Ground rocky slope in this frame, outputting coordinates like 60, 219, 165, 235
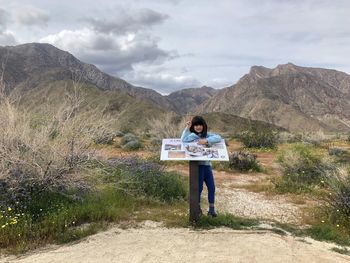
0, 43, 175, 112
166, 86, 217, 114
198, 63, 350, 132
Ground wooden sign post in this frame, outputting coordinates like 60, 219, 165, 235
189, 161, 200, 223
160, 138, 229, 223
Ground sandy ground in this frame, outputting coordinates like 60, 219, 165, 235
1, 222, 350, 263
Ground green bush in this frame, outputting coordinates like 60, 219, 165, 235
93, 131, 115, 145
238, 127, 277, 148
122, 140, 143, 150
120, 133, 137, 145
324, 170, 350, 225
276, 143, 335, 192
328, 147, 350, 163
228, 151, 261, 172
120, 133, 143, 150
109, 158, 187, 202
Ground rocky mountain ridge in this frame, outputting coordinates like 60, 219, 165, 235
198, 63, 350, 132
1, 43, 350, 132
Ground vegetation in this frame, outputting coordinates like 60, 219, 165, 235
328, 147, 350, 163
274, 143, 335, 193
120, 133, 143, 150
238, 127, 277, 149
0, 84, 187, 253
105, 157, 187, 202
323, 169, 350, 228
196, 213, 259, 229
229, 151, 262, 172
1, 80, 350, 256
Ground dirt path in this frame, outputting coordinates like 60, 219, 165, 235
2, 223, 349, 263
168, 164, 306, 225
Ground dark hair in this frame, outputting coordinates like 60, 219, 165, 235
190, 116, 207, 138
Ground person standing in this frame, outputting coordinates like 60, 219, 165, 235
181, 116, 221, 217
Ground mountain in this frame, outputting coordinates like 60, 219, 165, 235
166, 86, 218, 114
0, 43, 175, 112
198, 63, 350, 132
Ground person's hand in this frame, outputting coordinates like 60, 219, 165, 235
186, 120, 191, 129
198, 139, 208, 145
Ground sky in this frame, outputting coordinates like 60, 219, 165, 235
1, 0, 350, 94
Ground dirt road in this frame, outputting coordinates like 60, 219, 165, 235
2, 223, 349, 263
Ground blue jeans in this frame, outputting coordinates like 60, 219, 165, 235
198, 165, 215, 205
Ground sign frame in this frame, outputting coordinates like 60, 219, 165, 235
160, 138, 229, 161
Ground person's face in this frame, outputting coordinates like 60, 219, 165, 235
193, 124, 203, 133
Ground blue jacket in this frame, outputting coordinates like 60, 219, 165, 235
181, 128, 221, 146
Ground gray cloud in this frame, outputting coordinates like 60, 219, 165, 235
82, 8, 168, 34
0, 8, 16, 45
0, 8, 9, 31
40, 15, 176, 74
0, 31, 17, 45
123, 66, 201, 94
14, 6, 49, 27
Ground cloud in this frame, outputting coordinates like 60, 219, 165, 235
82, 8, 168, 34
14, 6, 49, 27
40, 28, 175, 73
0, 30, 17, 45
123, 66, 201, 94
0, 8, 9, 32
40, 7, 175, 76
0, 8, 16, 45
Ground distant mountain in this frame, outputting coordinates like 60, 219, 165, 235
2, 43, 349, 133
0, 43, 175, 112
166, 86, 218, 114
198, 63, 350, 132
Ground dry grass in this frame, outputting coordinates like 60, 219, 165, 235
0, 82, 114, 204
147, 112, 185, 140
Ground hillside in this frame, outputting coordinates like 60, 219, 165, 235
166, 86, 217, 114
198, 63, 350, 132
0, 43, 175, 112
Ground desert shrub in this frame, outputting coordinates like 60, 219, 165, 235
107, 157, 187, 202
347, 134, 350, 143
228, 151, 261, 172
324, 169, 350, 225
328, 147, 350, 163
0, 91, 106, 209
93, 131, 115, 145
277, 132, 302, 143
276, 143, 335, 192
120, 133, 143, 150
147, 113, 184, 140
120, 133, 138, 144
238, 127, 277, 148
114, 131, 125, 137
122, 140, 143, 150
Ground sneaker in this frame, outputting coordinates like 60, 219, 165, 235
207, 210, 217, 217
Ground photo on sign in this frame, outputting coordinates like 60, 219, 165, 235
210, 143, 224, 149
164, 143, 182, 151
160, 138, 229, 161
168, 151, 186, 158
185, 145, 219, 159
